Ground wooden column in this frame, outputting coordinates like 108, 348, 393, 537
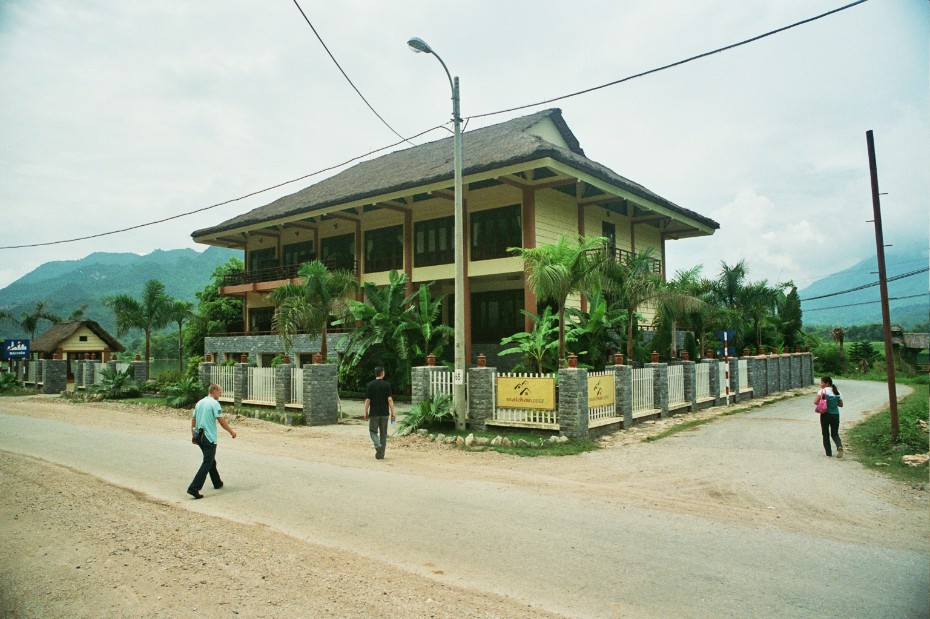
404, 209, 413, 297
522, 186, 537, 333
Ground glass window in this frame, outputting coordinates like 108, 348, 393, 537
320, 233, 355, 271
248, 307, 275, 334
248, 247, 277, 272
602, 221, 616, 248
414, 216, 454, 267
364, 225, 404, 273
470, 204, 522, 261
471, 289, 524, 344
282, 241, 314, 267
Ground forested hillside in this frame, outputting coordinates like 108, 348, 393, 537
0, 246, 239, 340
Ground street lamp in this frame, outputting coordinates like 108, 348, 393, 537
408, 36, 466, 431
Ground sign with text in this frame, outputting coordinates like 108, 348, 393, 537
2, 339, 30, 360
496, 376, 556, 411
588, 373, 615, 408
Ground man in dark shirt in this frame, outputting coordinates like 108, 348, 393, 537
364, 366, 395, 460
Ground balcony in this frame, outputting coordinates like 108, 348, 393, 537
221, 257, 358, 289
585, 246, 662, 274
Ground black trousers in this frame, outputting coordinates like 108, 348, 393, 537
189, 437, 222, 492
820, 412, 842, 456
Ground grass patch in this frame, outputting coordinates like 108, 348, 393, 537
0, 387, 37, 397
846, 384, 929, 484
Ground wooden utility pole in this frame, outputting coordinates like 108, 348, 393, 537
866, 130, 898, 439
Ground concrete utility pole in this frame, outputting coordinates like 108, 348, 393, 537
866, 130, 898, 439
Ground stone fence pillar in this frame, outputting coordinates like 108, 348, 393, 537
681, 360, 696, 411
647, 363, 668, 417
788, 354, 801, 389
766, 355, 779, 395
40, 359, 67, 394
233, 362, 253, 408
801, 352, 814, 386
83, 361, 97, 390
131, 360, 147, 384
274, 363, 292, 411
73, 360, 84, 390
749, 356, 767, 397
558, 367, 588, 439
303, 363, 338, 425
612, 364, 632, 427
199, 361, 216, 387
467, 366, 495, 432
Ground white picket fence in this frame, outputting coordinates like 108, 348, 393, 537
93, 364, 102, 385
667, 365, 686, 408
207, 365, 235, 402
738, 359, 750, 392
115, 362, 130, 373
27, 361, 37, 384
632, 367, 655, 417
491, 371, 559, 427
288, 367, 303, 407
695, 362, 712, 401
246, 367, 275, 404
588, 370, 618, 422
430, 370, 453, 397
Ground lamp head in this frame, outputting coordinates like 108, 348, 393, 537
407, 37, 432, 54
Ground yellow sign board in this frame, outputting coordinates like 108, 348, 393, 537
588, 374, 615, 407
496, 376, 556, 411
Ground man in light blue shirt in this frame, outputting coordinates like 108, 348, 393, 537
187, 384, 237, 499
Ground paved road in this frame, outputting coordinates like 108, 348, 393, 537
1, 381, 927, 618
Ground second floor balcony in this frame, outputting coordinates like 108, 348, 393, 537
221, 256, 358, 290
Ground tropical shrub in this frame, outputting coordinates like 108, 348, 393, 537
499, 307, 564, 373
90, 367, 142, 400
812, 343, 844, 376
398, 393, 453, 432
0, 371, 20, 394
163, 377, 208, 408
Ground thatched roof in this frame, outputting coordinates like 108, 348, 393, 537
32, 320, 125, 353
192, 108, 718, 239
903, 332, 929, 350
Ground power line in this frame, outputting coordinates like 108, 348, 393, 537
799, 267, 928, 302
467, 0, 870, 121
0, 125, 447, 250
0, 1, 868, 251
790, 256, 930, 287
803, 292, 929, 312
290, 0, 415, 146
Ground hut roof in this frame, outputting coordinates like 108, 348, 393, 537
31, 320, 125, 353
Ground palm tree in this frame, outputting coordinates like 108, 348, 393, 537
655, 266, 705, 359
741, 280, 780, 353
831, 326, 846, 372
166, 300, 194, 371
510, 235, 607, 366
0, 307, 19, 327
268, 260, 358, 360
106, 279, 172, 377
565, 291, 624, 370
67, 304, 88, 321
600, 248, 663, 361
19, 301, 63, 340
340, 270, 413, 389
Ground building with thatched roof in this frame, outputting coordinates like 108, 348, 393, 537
31, 319, 125, 379
191, 109, 719, 367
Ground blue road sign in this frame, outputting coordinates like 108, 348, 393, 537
2, 339, 30, 360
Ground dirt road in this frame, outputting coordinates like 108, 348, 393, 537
1, 382, 927, 618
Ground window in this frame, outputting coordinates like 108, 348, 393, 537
320, 233, 355, 271
471, 289, 524, 344
79, 335, 88, 342
364, 225, 403, 273
602, 221, 616, 249
282, 241, 314, 267
470, 204, 521, 261
414, 216, 454, 267
248, 247, 277, 273
248, 307, 275, 334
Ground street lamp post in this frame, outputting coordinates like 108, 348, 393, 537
408, 37, 466, 431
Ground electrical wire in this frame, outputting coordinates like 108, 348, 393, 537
291, 0, 416, 146
467, 0, 869, 121
0, 125, 447, 250
0, 0, 872, 251
799, 268, 928, 302
802, 292, 929, 312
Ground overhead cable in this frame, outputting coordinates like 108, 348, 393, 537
799, 267, 928, 302
290, 0, 416, 146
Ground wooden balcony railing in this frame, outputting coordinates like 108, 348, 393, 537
222, 257, 357, 288
585, 245, 662, 274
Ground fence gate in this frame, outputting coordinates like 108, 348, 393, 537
632, 367, 655, 417
667, 365, 686, 408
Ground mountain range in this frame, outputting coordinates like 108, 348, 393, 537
0, 246, 239, 340
0, 243, 926, 343
798, 241, 928, 329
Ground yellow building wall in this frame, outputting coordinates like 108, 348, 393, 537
59, 328, 111, 352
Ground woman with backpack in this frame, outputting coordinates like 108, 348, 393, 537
815, 376, 844, 458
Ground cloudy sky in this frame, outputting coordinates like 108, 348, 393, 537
1, 0, 927, 293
